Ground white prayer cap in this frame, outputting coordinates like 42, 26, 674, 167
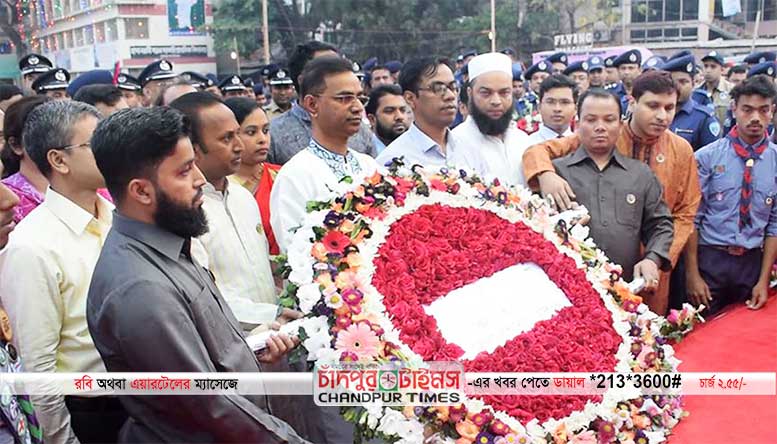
468, 53, 513, 81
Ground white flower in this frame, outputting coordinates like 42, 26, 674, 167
377, 408, 406, 437
364, 402, 383, 430
302, 330, 331, 360
645, 431, 667, 444
287, 251, 314, 285
296, 283, 322, 314
396, 419, 424, 439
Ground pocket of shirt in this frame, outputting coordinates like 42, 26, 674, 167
615, 189, 641, 229
706, 175, 738, 207
753, 181, 777, 220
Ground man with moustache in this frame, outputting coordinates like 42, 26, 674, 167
271, 56, 379, 253
523, 71, 701, 315
452, 52, 530, 186
553, 88, 673, 285
365, 84, 411, 155
686, 75, 777, 314
377, 57, 480, 172
87, 106, 309, 443
169, 92, 288, 329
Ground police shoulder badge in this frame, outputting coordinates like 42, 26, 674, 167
709, 120, 721, 137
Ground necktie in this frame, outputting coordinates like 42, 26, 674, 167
727, 126, 769, 229
18, 395, 44, 444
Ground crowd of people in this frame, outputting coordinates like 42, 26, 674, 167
0, 40, 774, 444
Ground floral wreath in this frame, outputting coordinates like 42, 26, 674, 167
278, 160, 702, 444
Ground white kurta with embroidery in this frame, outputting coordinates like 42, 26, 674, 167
452, 116, 531, 187
270, 147, 379, 253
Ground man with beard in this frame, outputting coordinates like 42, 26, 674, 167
138, 59, 178, 107
365, 84, 411, 154
452, 52, 530, 186
525, 74, 577, 144
169, 92, 287, 329
0, 101, 126, 444
522, 71, 701, 315
87, 106, 308, 443
660, 54, 721, 151
686, 75, 777, 314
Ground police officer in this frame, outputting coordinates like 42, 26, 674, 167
743, 51, 776, 66
455, 50, 477, 85
218, 74, 247, 98
642, 55, 666, 72
30, 68, 70, 100
385, 60, 403, 83
563, 60, 589, 93
264, 67, 295, 121
603, 55, 620, 88
180, 71, 213, 90
587, 55, 606, 88
517, 59, 552, 120
137, 59, 177, 106
546, 51, 568, 74
243, 77, 257, 99
694, 51, 733, 124
116, 73, 143, 108
667, 49, 692, 61
609, 49, 642, 102
18, 54, 53, 92
660, 54, 721, 151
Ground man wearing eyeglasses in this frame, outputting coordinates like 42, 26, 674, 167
451, 52, 529, 186
0, 101, 127, 444
271, 56, 379, 254
525, 74, 578, 145
377, 57, 481, 172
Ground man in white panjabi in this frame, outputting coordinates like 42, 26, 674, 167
271, 56, 379, 253
452, 52, 531, 187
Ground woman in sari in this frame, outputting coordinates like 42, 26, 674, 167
224, 97, 281, 255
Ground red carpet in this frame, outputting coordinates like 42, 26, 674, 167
668, 296, 777, 444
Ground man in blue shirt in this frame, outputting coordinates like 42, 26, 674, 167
660, 54, 721, 151
685, 74, 777, 314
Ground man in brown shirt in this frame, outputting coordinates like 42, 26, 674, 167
553, 89, 673, 284
523, 71, 701, 315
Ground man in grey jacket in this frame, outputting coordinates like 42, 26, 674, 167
87, 106, 308, 443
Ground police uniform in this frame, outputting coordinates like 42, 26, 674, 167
603, 55, 618, 89
18, 54, 53, 90
607, 50, 643, 115
352, 61, 365, 83
694, 51, 733, 124
743, 51, 776, 65
660, 55, 722, 151
641, 55, 666, 71
0, 308, 42, 444
180, 71, 213, 90
562, 60, 588, 76
546, 52, 568, 73
137, 59, 177, 87
523, 59, 552, 92
116, 73, 142, 92
30, 68, 69, 96
219, 75, 246, 96
264, 68, 293, 120
516, 60, 551, 119
667, 50, 692, 61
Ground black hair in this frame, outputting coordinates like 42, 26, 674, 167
288, 41, 338, 91
539, 74, 579, 102
731, 74, 777, 103
631, 70, 676, 101
169, 91, 225, 151
369, 65, 389, 75
91, 106, 190, 203
73, 84, 124, 108
299, 56, 356, 99
224, 97, 263, 124
458, 80, 469, 106
398, 57, 454, 94
365, 84, 403, 116
576, 88, 622, 118
727, 65, 748, 77
0, 85, 22, 102
1, 96, 51, 178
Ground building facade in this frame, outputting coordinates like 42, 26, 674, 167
23, 0, 216, 78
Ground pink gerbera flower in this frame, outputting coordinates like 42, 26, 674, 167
335, 322, 380, 359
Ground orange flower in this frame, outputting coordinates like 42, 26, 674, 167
434, 406, 450, 422
552, 423, 568, 444
339, 219, 356, 234
345, 252, 362, 268
456, 420, 479, 441
311, 243, 329, 262
366, 172, 383, 185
